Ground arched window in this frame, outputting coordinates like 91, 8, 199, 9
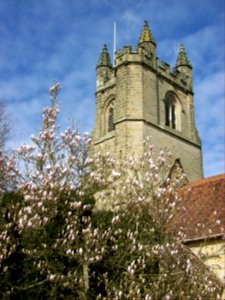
108, 106, 115, 132
164, 93, 181, 131
104, 100, 115, 133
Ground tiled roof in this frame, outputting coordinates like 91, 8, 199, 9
173, 174, 225, 240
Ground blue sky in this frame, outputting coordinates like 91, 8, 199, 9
0, 0, 224, 177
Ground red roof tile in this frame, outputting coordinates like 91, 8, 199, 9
173, 174, 225, 240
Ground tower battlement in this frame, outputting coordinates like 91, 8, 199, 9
115, 45, 156, 69
113, 46, 192, 92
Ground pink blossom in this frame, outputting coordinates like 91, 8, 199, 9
49, 82, 61, 95
111, 170, 121, 177
75, 134, 81, 141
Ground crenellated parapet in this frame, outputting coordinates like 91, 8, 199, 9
97, 24, 193, 93
114, 45, 157, 69
157, 59, 192, 92
113, 45, 192, 92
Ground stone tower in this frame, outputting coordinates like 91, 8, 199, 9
93, 21, 203, 181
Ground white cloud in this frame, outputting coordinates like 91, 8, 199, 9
194, 71, 225, 177
121, 11, 140, 24
195, 72, 224, 102
6, 95, 46, 149
203, 143, 225, 176
195, 72, 224, 139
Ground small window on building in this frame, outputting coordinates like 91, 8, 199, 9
104, 100, 115, 133
108, 107, 115, 132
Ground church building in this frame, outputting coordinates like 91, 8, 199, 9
93, 21, 203, 182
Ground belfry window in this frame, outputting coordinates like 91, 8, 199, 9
108, 107, 115, 132
165, 96, 177, 129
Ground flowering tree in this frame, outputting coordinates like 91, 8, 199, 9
0, 83, 123, 298
0, 84, 222, 299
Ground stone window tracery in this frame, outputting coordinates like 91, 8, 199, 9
104, 100, 115, 133
164, 93, 182, 131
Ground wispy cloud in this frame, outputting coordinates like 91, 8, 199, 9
194, 71, 224, 176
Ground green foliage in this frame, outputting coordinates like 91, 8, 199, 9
1, 191, 23, 207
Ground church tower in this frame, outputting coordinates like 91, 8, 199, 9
93, 21, 203, 181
